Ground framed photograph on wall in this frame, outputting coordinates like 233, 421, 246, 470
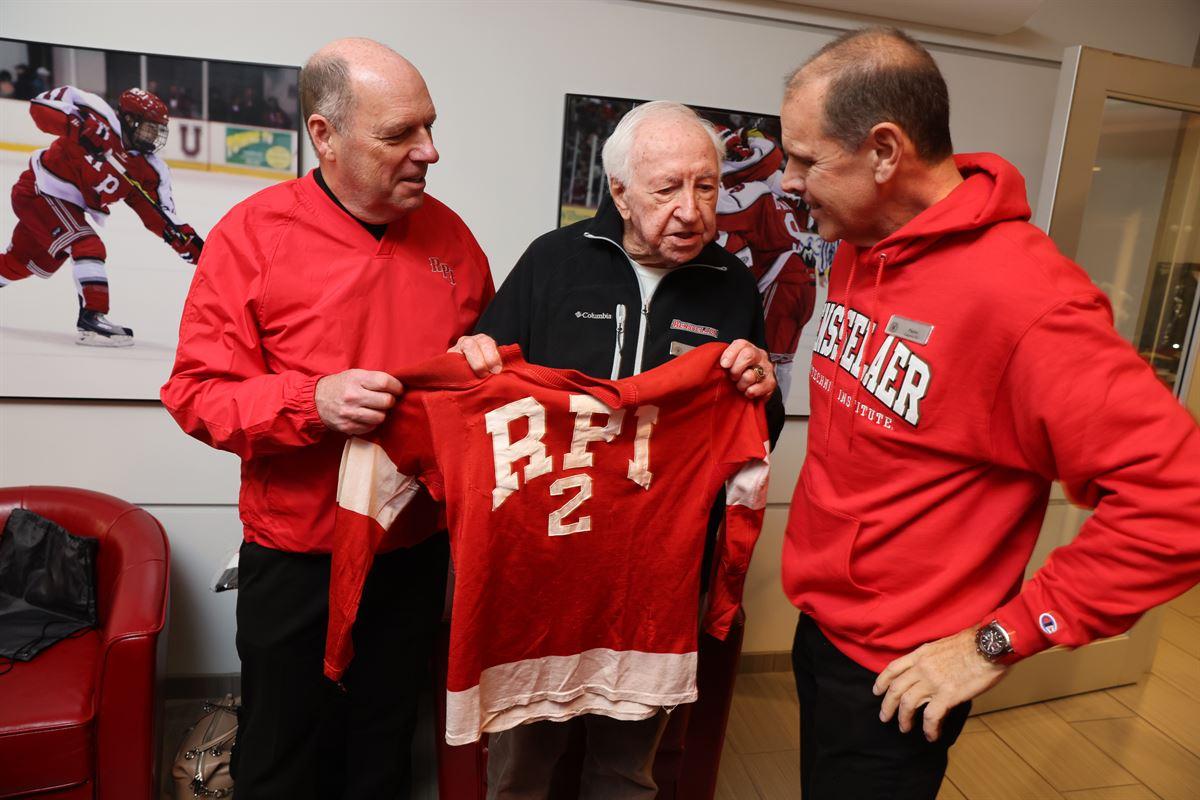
0, 37, 302, 400
558, 93, 838, 415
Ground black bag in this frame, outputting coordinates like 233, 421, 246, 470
0, 509, 98, 666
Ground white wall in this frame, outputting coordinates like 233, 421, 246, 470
1, 0, 1198, 675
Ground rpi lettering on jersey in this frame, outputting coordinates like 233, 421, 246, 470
810, 301, 932, 427
484, 395, 659, 536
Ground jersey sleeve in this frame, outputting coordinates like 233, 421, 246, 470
29, 94, 74, 137
160, 216, 328, 459
324, 394, 443, 681
988, 292, 1200, 659
703, 383, 771, 639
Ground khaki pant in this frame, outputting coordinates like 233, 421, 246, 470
486, 711, 670, 800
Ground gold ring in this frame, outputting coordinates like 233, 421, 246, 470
752, 365, 766, 382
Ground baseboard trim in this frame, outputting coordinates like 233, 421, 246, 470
166, 673, 241, 700
738, 651, 792, 674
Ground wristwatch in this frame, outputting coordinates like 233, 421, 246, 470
975, 620, 1014, 663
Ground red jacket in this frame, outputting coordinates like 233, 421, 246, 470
323, 343, 769, 743
784, 153, 1200, 671
161, 171, 494, 553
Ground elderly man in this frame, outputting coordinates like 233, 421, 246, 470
161, 39, 493, 796
455, 100, 782, 800
779, 27, 1200, 799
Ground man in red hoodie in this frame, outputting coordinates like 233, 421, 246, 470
779, 26, 1200, 799
161, 39, 493, 797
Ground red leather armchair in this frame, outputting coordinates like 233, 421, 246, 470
0, 486, 170, 800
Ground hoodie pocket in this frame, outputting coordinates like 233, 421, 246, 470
785, 482, 882, 640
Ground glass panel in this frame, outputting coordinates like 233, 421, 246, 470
1074, 98, 1200, 394
146, 55, 202, 120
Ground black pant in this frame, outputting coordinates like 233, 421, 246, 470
231, 534, 448, 799
792, 614, 970, 800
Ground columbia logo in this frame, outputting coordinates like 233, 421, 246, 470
575, 311, 613, 320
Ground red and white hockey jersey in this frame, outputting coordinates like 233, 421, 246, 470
324, 343, 769, 744
27, 86, 179, 230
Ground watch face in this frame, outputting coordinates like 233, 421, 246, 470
978, 625, 1008, 657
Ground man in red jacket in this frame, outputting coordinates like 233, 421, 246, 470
779, 27, 1200, 799
161, 38, 493, 797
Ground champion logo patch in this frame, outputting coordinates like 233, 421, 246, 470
670, 319, 718, 338
1039, 613, 1059, 635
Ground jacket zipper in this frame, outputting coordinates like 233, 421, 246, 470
633, 301, 650, 375
583, 231, 726, 376
610, 304, 627, 380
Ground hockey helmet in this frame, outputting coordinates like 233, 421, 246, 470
118, 88, 169, 153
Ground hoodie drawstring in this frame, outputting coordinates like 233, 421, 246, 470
846, 253, 888, 450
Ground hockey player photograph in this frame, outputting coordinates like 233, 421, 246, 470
1, 85, 203, 347
0, 38, 300, 400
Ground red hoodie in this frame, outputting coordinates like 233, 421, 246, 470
783, 153, 1200, 671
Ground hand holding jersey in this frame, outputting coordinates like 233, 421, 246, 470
315, 369, 404, 435
455, 331, 777, 399
450, 332, 504, 376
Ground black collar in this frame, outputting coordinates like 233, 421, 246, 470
314, 168, 388, 241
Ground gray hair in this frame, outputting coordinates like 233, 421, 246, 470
601, 100, 725, 187
300, 51, 354, 145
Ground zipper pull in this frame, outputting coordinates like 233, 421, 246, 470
611, 304, 628, 381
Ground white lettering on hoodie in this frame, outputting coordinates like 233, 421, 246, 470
811, 301, 932, 426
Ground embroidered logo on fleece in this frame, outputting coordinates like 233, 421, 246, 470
575, 311, 613, 320
670, 319, 718, 338
1039, 612, 1059, 635
429, 257, 456, 286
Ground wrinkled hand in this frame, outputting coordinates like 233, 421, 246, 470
719, 339, 776, 399
874, 627, 1008, 742
315, 369, 403, 435
450, 333, 503, 378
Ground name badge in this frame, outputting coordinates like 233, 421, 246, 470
885, 315, 934, 346
669, 341, 695, 357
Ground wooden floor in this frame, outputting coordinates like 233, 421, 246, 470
718, 588, 1200, 800
160, 589, 1200, 798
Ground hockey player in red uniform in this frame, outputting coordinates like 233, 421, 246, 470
0, 86, 202, 346
716, 127, 829, 397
